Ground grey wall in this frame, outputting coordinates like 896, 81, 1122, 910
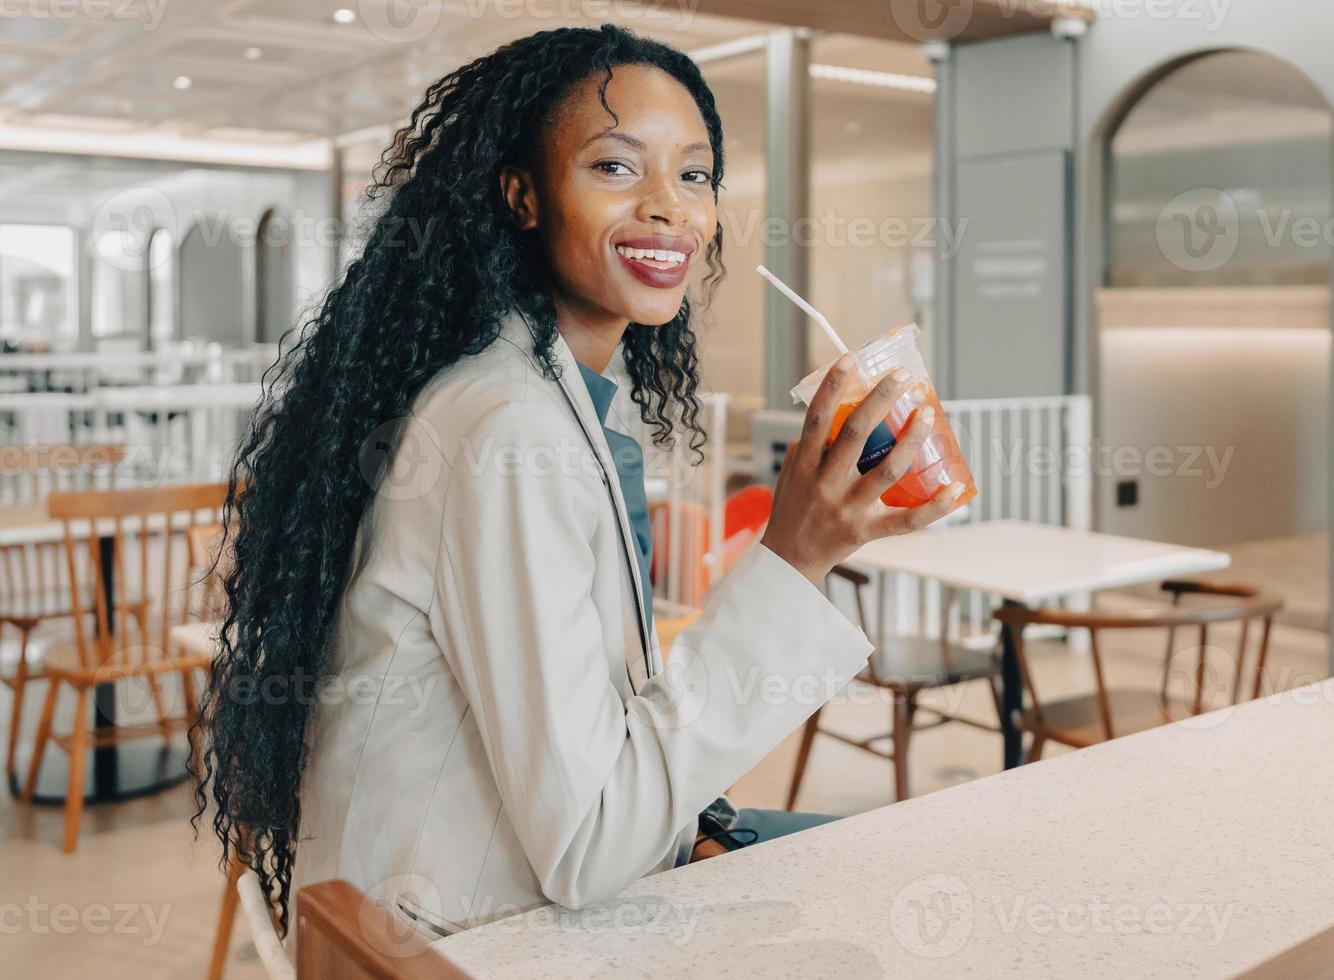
939, 0, 1334, 562
940, 33, 1077, 398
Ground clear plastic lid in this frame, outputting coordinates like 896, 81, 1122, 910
790, 323, 925, 406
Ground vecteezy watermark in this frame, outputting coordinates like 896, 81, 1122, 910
977, 433, 1235, 490
1157, 186, 1334, 274
892, 1, 1231, 43
359, 0, 703, 43
0, 0, 170, 33
890, 874, 1235, 959
222, 666, 439, 717
0, 897, 171, 946
458, 0, 701, 30
90, 187, 372, 272
718, 209, 969, 260
997, 0, 1232, 31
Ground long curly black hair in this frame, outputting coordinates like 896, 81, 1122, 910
191, 24, 726, 933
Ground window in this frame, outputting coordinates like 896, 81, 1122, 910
0, 224, 76, 344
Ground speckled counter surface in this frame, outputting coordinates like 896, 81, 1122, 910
432, 680, 1334, 979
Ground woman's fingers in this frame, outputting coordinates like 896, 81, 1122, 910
871, 482, 965, 537
822, 368, 913, 479
793, 354, 857, 473
853, 403, 935, 507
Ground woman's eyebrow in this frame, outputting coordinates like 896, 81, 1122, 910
581, 131, 712, 156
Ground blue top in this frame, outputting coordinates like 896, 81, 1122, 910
575, 362, 655, 642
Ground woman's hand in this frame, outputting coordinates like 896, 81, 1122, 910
760, 355, 965, 587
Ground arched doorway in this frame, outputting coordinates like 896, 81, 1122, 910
178, 220, 246, 347
1097, 49, 1332, 637
255, 208, 293, 345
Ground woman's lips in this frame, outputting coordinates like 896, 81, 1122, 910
614, 241, 693, 289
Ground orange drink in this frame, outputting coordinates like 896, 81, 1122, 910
791, 325, 977, 512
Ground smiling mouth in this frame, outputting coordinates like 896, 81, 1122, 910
614, 244, 688, 268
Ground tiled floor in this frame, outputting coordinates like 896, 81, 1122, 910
3, 595, 1329, 979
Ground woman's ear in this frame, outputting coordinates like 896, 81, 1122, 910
499, 165, 539, 231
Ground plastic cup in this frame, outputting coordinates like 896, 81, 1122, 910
790, 324, 978, 511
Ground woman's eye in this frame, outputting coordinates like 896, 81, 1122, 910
594, 161, 632, 176
682, 170, 711, 185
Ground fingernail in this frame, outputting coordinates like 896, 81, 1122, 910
836, 354, 856, 373
891, 368, 910, 383
919, 406, 935, 426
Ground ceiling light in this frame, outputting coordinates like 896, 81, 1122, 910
333, 8, 356, 23
243, 46, 262, 60
172, 75, 192, 90
809, 64, 936, 94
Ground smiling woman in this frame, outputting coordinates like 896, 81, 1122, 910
193, 23, 958, 945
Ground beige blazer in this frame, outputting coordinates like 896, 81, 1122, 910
291, 309, 872, 936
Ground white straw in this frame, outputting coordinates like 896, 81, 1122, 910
755, 264, 849, 355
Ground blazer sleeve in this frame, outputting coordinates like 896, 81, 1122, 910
430, 398, 872, 909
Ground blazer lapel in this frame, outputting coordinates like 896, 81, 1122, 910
499, 310, 656, 683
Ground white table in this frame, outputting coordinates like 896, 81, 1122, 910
848, 520, 1231, 768
432, 680, 1334, 978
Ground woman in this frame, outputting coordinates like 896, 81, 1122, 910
194, 24, 962, 939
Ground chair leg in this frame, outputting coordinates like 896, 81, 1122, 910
891, 690, 913, 802
785, 707, 823, 811
207, 850, 246, 980
5, 626, 33, 784
62, 686, 91, 853
1024, 736, 1046, 765
22, 680, 59, 802
146, 673, 172, 740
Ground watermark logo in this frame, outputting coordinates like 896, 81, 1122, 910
358, 0, 448, 44
1155, 187, 1239, 273
91, 186, 177, 272
890, 0, 975, 42
889, 873, 974, 958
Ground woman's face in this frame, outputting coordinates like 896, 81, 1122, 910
505, 63, 718, 329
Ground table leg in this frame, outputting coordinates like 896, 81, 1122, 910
999, 599, 1024, 770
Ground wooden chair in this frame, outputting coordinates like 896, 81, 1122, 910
0, 443, 125, 786
787, 564, 1002, 807
992, 579, 1283, 763
296, 880, 473, 979
20, 482, 228, 851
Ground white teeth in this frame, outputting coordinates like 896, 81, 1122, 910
616, 245, 686, 265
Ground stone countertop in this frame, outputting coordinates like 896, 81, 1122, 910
433, 679, 1334, 979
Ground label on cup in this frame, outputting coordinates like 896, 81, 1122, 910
858, 421, 897, 473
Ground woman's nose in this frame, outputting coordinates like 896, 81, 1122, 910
637, 179, 688, 225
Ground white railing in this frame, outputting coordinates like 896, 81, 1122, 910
0, 384, 265, 486
0, 345, 280, 393
729, 394, 1094, 647
883, 394, 1093, 649
639, 393, 730, 608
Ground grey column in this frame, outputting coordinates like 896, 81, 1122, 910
928, 42, 955, 398
763, 28, 809, 409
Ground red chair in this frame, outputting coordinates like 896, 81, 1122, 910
650, 484, 775, 606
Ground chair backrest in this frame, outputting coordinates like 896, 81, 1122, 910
649, 500, 711, 607
188, 523, 231, 622
723, 484, 773, 540
295, 880, 472, 979
0, 444, 128, 622
46, 482, 228, 670
993, 580, 1283, 739
238, 871, 296, 980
